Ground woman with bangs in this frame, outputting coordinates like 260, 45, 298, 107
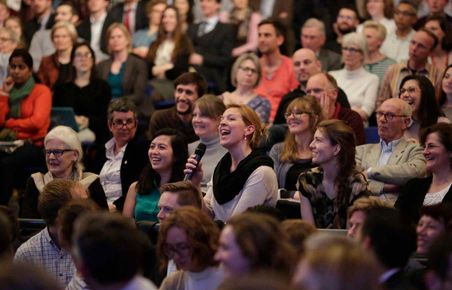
297, 119, 368, 228
158, 207, 223, 290
185, 104, 278, 222
269, 95, 324, 194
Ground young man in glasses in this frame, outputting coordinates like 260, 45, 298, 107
98, 98, 149, 212
356, 98, 426, 205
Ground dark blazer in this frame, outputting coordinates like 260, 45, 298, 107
77, 13, 116, 54
96, 54, 151, 118
395, 176, 452, 224
187, 21, 235, 93
318, 48, 342, 71
98, 136, 150, 211
109, 0, 148, 32
383, 269, 417, 290
24, 13, 55, 46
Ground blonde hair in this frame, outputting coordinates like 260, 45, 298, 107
362, 20, 387, 41
302, 18, 326, 36
226, 104, 265, 149
230, 53, 262, 88
342, 32, 368, 59
51, 21, 78, 44
106, 23, 132, 54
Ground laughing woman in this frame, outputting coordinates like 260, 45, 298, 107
123, 128, 187, 222
185, 104, 278, 222
297, 120, 368, 229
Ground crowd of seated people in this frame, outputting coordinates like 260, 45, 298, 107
1, 0, 452, 289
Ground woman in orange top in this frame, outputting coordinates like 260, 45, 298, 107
0, 48, 51, 206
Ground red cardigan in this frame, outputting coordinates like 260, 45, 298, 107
0, 83, 52, 145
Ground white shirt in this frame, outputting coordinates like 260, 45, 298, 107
423, 183, 452, 205
378, 138, 402, 166
99, 138, 127, 204
381, 29, 415, 63
201, 15, 219, 35
123, 2, 137, 33
90, 12, 109, 63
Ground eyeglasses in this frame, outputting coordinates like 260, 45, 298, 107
375, 111, 407, 121
74, 52, 92, 59
45, 149, 74, 158
399, 87, 419, 95
284, 111, 312, 119
342, 47, 362, 54
163, 242, 191, 258
338, 15, 356, 21
111, 118, 136, 128
239, 66, 257, 74
394, 9, 416, 17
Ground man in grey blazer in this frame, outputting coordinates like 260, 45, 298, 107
356, 98, 426, 204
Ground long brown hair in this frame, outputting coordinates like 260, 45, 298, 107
147, 5, 193, 62
280, 96, 324, 162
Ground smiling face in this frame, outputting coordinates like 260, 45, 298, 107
292, 49, 321, 83
215, 225, 250, 277
149, 135, 174, 173
235, 59, 259, 88
165, 226, 194, 271
175, 84, 198, 115
399, 79, 421, 114
285, 106, 312, 136
192, 105, 220, 139
45, 139, 78, 178
218, 108, 253, 150
4, 18, 22, 39
376, 99, 409, 143
162, 7, 178, 34
442, 67, 452, 95
309, 128, 338, 166
416, 215, 446, 254
423, 132, 452, 173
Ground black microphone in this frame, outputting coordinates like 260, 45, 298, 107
184, 143, 207, 181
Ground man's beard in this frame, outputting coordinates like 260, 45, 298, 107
338, 26, 356, 35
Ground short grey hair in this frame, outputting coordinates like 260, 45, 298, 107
342, 32, 368, 59
302, 18, 326, 37
44, 126, 83, 171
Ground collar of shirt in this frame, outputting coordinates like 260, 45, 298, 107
380, 137, 402, 152
105, 138, 128, 159
201, 15, 219, 34
90, 11, 108, 24
399, 61, 429, 75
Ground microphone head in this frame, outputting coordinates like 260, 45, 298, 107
194, 143, 207, 157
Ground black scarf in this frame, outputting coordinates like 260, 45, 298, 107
212, 149, 274, 205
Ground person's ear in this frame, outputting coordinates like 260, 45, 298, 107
333, 144, 341, 156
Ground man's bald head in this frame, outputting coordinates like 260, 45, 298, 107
292, 48, 322, 84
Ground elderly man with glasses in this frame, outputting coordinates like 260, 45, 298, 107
356, 98, 426, 205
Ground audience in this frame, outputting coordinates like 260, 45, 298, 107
187, 104, 277, 222
148, 72, 207, 143
15, 179, 75, 287
398, 74, 450, 141
396, 123, 452, 223
255, 19, 298, 122
356, 98, 426, 204
187, 0, 235, 94
110, 0, 147, 34
424, 15, 452, 70
131, 0, 166, 58
98, 98, 149, 212
22, 125, 108, 218
301, 18, 342, 71
330, 32, 379, 122
269, 96, 323, 192
359, 207, 417, 290
97, 23, 150, 121
297, 119, 368, 229
0, 49, 51, 206
0, 27, 18, 85
188, 95, 227, 191
440, 64, 452, 120
327, 6, 360, 53
378, 28, 442, 107
147, 5, 194, 101
53, 42, 112, 144
222, 53, 271, 124
293, 235, 382, 290
123, 129, 187, 222
157, 181, 202, 222
158, 207, 223, 290
380, 0, 417, 62
216, 212, 295, 279
72, 212, 157, 290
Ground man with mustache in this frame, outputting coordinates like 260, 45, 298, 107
327, 5, 360, 54
148, 72, 207, 143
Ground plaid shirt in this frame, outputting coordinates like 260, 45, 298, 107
14, 227, 75, 287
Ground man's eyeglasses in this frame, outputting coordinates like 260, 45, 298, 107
394, 9, 416, 17
375, 111, 407, 121
45, 149, 74, 158
285, 111, 312, 119
111, 118, 136, 128
163, 243, 191, 258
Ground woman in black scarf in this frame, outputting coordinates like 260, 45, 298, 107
185, 104, 278, 222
